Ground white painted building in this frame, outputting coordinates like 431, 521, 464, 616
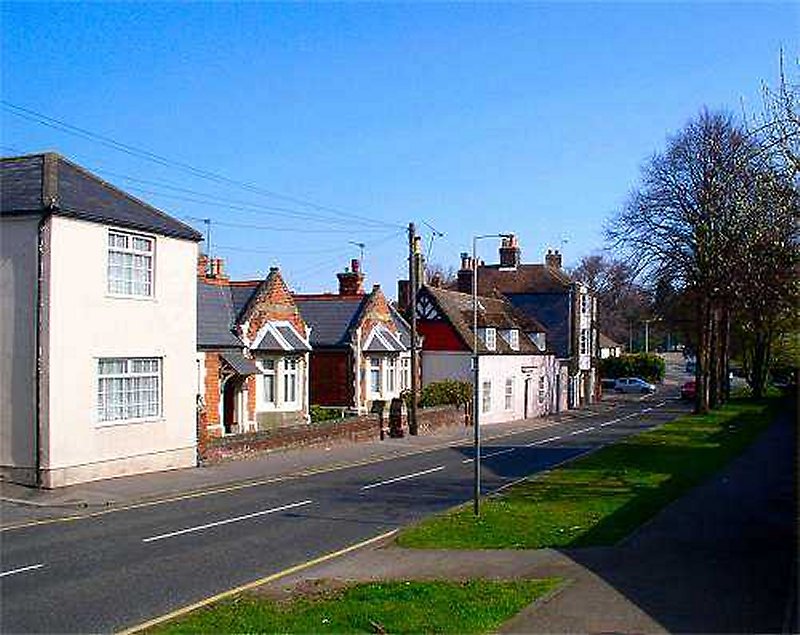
1, 153, 202, 487
416, 286, 563, 424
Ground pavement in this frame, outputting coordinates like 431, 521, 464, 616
261, 400, 797, 635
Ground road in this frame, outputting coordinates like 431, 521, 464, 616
1, 393, 688, 633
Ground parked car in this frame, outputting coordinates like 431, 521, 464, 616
614, 377, 656, 394
601, 378, 617, 390
680, 380, 696, 401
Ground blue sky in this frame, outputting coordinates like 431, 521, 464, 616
2, 3, 797, 294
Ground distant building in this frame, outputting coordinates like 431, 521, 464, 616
197, 259, 311, 437
599, 332, 624, 359
453, 235, 598, 408
295, 260, 412, 414
416, 285, 564, 422
1, 153, 202, 487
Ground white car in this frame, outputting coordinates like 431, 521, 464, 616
614, 377, 656, 394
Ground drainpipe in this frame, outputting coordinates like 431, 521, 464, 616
34, 213, 49, 488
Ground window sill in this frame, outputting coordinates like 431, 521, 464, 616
96, 416, 165, 428
106, 293, 156, 302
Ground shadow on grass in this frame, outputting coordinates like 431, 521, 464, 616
560, 404, 797, 634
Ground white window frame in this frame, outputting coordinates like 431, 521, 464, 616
538, 376, 546, 404
261, 359, 277, 406
282, 358, 299, 405
580, 328, 589, 355
485, 328, 496, 351
97, 357, 162, 424
481, 380, 492, 414
107, 230, 155, 298
387, 356, 398, 394
508, 329, 519, 351
504, 377, 514, 410
400, 357, 410, 390
369, 357, 382, 396
581, 294, 590, 314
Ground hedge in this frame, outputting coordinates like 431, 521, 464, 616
599, 353, 665, 382
416, 380, 473, 408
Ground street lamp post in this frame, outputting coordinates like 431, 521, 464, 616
472, 233, 513, 516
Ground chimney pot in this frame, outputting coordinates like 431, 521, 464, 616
499, 233, 521, 268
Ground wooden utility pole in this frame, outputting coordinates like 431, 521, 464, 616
408, 222, 419, 435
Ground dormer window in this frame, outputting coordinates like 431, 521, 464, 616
508, 329, 519, 351
485, 327, 496, 351
529, 332, 546, 352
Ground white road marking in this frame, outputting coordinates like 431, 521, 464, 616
656, 401, 667, 408
361, 465, 445, 490
142, 500, 313, 543
600, 412, 639, 427
570, 426, 595, 436
0, 563, 45, 578
525, 435, 562, 447
462, 447, 516, 464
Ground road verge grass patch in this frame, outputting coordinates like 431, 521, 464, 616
397, 397, 781, 550
151, 578, 560, 634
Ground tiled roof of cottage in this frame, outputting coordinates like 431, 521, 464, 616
197, 281, 245, 349
1, 153, 202, 241
460, 264, 574, 295
599, 332, 622, 349
422, 285, 549, 354
294, 295, 368, 348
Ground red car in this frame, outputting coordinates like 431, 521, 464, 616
681, 380, 696, 401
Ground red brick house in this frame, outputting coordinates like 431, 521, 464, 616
295, 260, 412, 415
197, 256, 311, 437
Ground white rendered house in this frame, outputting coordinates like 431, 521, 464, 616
416, 285, 563, 424
0, 153, 202, 487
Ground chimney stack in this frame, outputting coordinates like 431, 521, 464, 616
197, 254, 210, 278
499, 234, 521, 269
337, 259, 365, 295
545, 249, 562, 269
457, 252, 473, 293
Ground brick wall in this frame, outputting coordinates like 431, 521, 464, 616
203, 353, 221, 430
200, 405, 465, 464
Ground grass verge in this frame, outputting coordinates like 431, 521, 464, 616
151, 579, 560, 634
397, 397, 783, 550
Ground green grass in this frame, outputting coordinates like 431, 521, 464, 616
397, 397, 783, 550
152, 579, 560, 634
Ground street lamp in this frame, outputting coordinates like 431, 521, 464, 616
472, 233, 513, 516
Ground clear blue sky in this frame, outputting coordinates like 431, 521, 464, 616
2, 3, 797, 294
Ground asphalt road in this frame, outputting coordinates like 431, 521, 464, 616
0, 393, 688, 633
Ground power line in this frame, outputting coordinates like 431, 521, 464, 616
182, 215, 390, 235
93, 167, 393, 229
1, 100, 406, 231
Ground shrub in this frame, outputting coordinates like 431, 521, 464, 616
309, 405, 345, 423
599, 353, 666, 382
417, 380, 473, 408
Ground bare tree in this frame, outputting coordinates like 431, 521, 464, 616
425, 262, 457, 287
569, 255, 650, 346
608, 110, 756, 412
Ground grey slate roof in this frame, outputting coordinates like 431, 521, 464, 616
295, 296, 367, 348
1, 153, 202, 242
276, 326, 311, 351
220, 351, 259, 376
197, 281, 243, 348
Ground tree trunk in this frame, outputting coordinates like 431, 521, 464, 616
709, 304, 719, 409
721, 308, 731, 403
695, 298, 711, 414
